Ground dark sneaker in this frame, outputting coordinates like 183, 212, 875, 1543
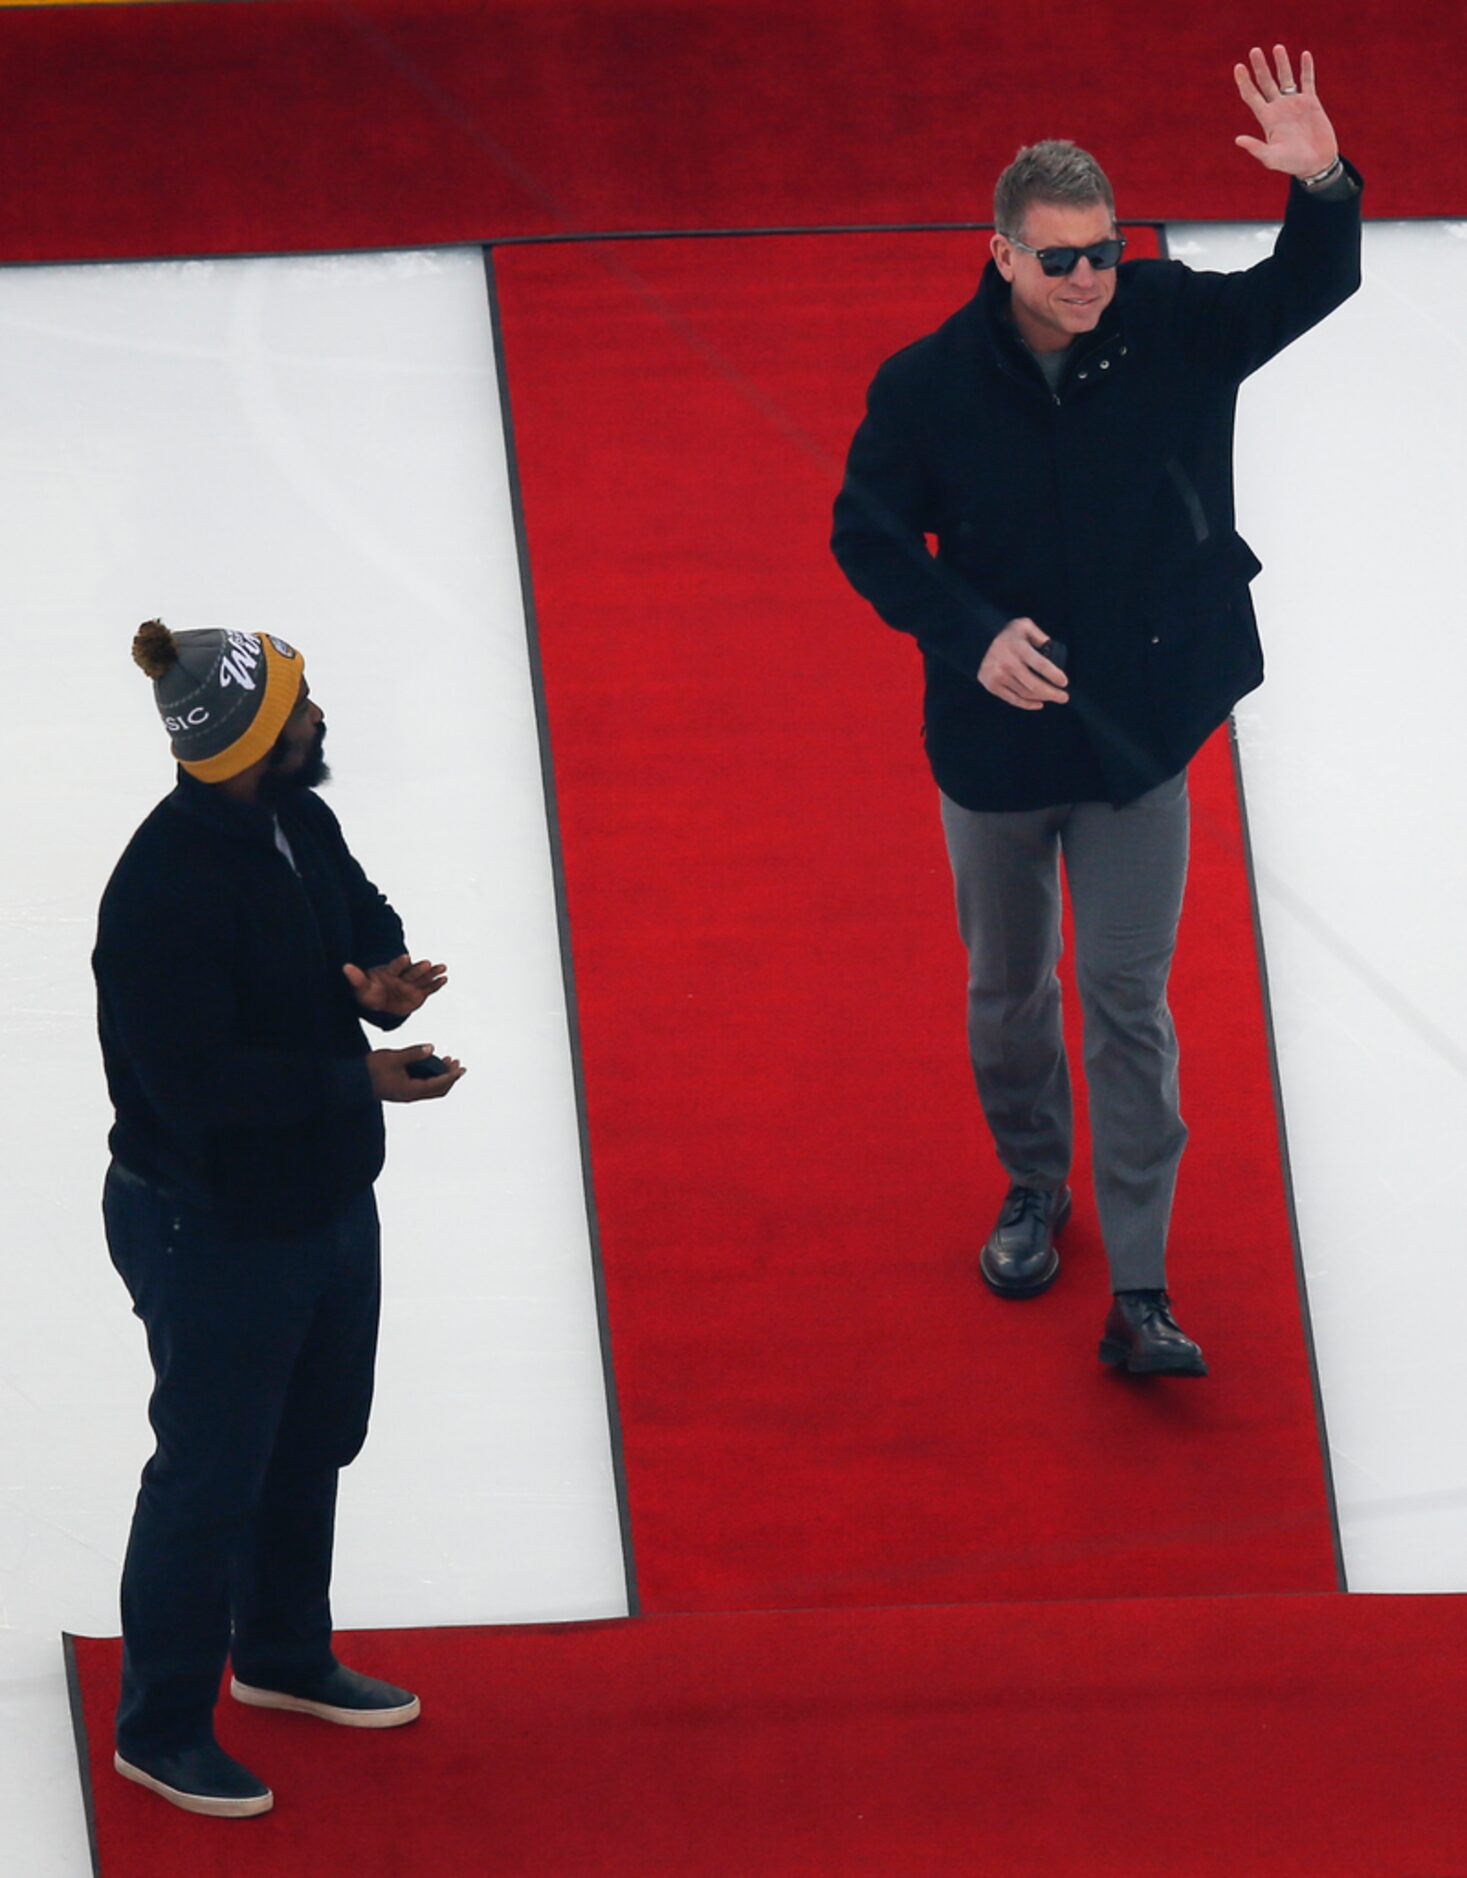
1098, 1289, 1208, 1376
231, 1663, 421, 1729
114, 1743, 273, 1818
979, 1183, 1071, 1297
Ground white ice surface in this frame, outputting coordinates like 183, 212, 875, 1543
1169, 218, 1467, 1590
0, 249, 627, 1877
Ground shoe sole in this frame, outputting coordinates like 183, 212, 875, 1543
979, 1193, 1071, 1298
1098, 1339, 1209, 1377
230, 1677, 421, 1728
114, 1752, 273, 1818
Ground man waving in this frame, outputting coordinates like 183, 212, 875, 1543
831, 48, 1361, 1375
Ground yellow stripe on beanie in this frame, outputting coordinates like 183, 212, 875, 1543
179, 636, 305, 782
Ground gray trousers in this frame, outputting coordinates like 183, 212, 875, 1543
938, 769, 1190, 1291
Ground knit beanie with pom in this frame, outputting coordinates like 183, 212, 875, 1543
132, 620, 305, 782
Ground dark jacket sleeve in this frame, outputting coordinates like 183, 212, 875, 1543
301, 795, 410, 1033
830, 356, 1013, 680
94, 878, 375, 1136
1171, 157, 1363, 381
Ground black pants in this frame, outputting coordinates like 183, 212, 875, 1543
103, 1160, 381, 1757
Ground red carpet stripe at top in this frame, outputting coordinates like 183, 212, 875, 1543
493, 227, 1340, 1614
0, 0, 1444, 262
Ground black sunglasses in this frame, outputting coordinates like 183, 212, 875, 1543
1003, 234, 1127, 278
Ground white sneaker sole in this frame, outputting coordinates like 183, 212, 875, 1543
230, 1676, 421, 1728
114, 1751, 273, 1818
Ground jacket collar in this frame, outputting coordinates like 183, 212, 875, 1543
165, 764, 282, 849
970, 254, 1129, 393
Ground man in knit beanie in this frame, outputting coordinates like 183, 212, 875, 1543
93, 620, 467, 1818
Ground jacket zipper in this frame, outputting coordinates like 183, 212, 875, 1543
1046, 382, 1073, 631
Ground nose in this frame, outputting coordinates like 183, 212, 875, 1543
1068, 256, 1098, 288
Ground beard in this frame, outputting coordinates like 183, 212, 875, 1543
259, 722, 330, 804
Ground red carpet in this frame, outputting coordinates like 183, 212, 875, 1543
494, 229, 1337, 1612
69, 1593, 1467, 1874
0, 0, 1451, 266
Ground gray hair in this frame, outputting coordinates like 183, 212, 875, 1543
994, 139, 1115, 242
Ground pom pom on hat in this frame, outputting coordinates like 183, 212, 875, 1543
133, 619, 178, 680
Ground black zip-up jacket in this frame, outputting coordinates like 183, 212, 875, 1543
831, 161, 1364, 809
94, 770, 408, 1230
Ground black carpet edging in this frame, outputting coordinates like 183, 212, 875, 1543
62, 1633, 103, 1878
481, 244, 641, 1619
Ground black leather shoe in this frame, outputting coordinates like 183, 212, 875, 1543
1099, 1289, 1208, 1376
979, 1183, 1072, 1297
231, 1663, 421, 1729
114, 1743, 273, 1818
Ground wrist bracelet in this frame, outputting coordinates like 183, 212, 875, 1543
1301, 155, 1344, 188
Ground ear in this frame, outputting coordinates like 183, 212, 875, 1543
989, 231, 1012, 280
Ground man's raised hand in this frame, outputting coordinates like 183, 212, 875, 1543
978, 618, 1069, 712
343, 953, 447, 1018
1233, 46, 1339, 178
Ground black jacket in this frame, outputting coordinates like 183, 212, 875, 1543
831, 161, 1364, 808
94, 771, 408, 1230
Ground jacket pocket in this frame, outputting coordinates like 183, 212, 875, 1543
1139, 528, 1263, 622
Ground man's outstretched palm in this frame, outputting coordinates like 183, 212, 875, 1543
343, 954, 447, 1017
1234, 45, 1338, 177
